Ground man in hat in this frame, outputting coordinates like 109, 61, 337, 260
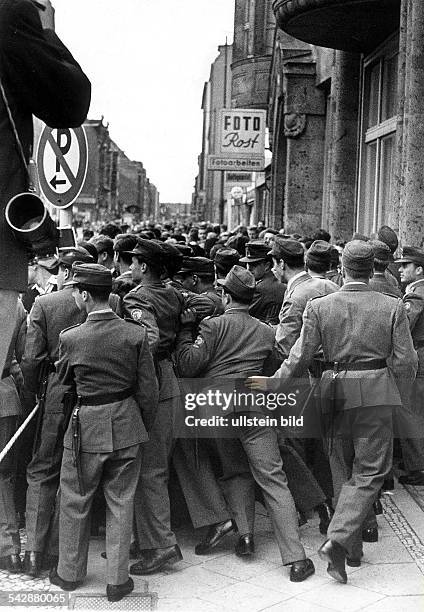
250, 240, 417, 583
214, 248, 241, 280
395, 246, 424, 485
0, 0, 91, 379
240, 240, 286, 325
174, 257, 223, 316
123, 239, 186, 574
112, 234, 138, 300
21, 246, 94, 577
50, 263, 158, 602
175, 266, 315, 582
369, 240, 402, 298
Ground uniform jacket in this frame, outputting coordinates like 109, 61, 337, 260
176, 309, 275, 379
403, 279, 424, 375
56, 311, 158, 452
276, 272, 339, 359
0, 298, 26, 417
0, 0, 91, 291
249, 271, 286, 325
123, 279, 183, 400
21, 286, 86, 412
369, 272, 402, 298
273, 284, 417, 410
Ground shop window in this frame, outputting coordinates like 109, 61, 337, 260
357, 35, 398, 235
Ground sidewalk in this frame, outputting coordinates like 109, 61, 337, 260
1, 484, 424, 611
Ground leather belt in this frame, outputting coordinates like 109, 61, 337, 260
1, 368, 10, 379
322, 359, 387, 372
79, 387, 135, 406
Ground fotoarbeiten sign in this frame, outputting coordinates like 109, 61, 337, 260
207, 108, 266, 171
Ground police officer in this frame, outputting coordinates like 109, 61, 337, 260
123, 239, 185, 574
175, 266, 315, 582
174, 257, 224, 316
0, 299, 26, 573
21, 246, 94, 577
239, 240, 286, 325
50, 264, 158, 602
252, 241, 417, 583
396, 246, 424, 485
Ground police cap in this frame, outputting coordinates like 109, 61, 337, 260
178, 257, 215, 277
216, 265, 256, 301
214, 248, 240, 274
342, 240, 374, 273
125, 238, 163, 262
306, 240, 332, 267
369, 239, 391, 264
268, 237, 304, 263
70, 263, 112, 288
58, 246, 94, 268
395, 246, 424, 267
239, 240, 271, 263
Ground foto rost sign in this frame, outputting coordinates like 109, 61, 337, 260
208, 109, 266, 171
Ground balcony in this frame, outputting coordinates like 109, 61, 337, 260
272, 0, 401, 53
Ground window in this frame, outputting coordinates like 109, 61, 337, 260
357, 35, 398, 235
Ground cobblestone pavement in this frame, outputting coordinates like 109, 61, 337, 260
1, 483, 424, 611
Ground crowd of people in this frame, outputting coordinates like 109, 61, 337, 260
1, 218, 423, 601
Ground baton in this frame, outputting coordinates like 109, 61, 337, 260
0, 403, 39, 464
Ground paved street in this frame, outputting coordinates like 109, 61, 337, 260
1, 481, 424, 611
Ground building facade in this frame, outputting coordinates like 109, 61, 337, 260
270, 0, 422, 244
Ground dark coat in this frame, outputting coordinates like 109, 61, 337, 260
0, 0, 91, 291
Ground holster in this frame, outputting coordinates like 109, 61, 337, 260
71, 399, 85, 496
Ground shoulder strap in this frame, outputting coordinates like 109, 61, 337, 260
0, 76, 30, 181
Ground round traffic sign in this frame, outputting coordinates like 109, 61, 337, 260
230, 186, 244, 199
36, 126, 88, 209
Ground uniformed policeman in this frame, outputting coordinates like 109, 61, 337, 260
251, 241, 417, 583
123, 239, 185, 574
50, 263, 158, 602
396, 246, 424, 485
21, 246, 94, 577
0, 299, 26, 573
239, 240, 286, 325
175, 265, 315, 582
174, 257, 224, 316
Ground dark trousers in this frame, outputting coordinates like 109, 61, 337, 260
25, 410, 65, 552
0, 416, 20, 557
327, 406, 393, 558
216, 425, 305, 565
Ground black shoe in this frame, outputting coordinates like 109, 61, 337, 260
129, 545, 183, 575
195, 520, 235, 555
0, 554, 23, 574
23, 551, 43, 578
362, 527, 378, 542
373, 499, 383, 515
318, 540, 347, 584
290, 558, 315, 582
316, 502, 334, 535
49, 567, 79, 591
382, 478, 394, 491
106, 578, 134, 602
235, 534, 254, 557
398, 471, 424, 486
346, 557, 361, 567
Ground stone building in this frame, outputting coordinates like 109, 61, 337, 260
270, 0, 421, 244
75, 118, 157, 224
192, 43, 233, 223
